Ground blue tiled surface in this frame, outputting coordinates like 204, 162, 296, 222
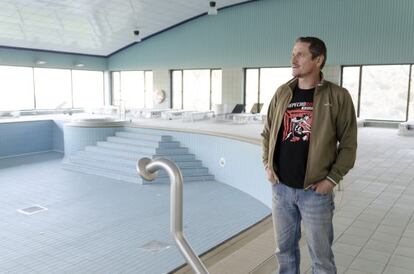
52, 121, 64, 153
0, 152, 270, 274
0, 121, 53, 157
63, 125, 121, 156
0, 121, 64, 157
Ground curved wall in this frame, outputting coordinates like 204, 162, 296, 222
134, 127, 271, 207
63, 124, 271, 208
108, 0, 414, 70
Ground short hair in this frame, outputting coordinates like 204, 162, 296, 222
295, 37, 327, 69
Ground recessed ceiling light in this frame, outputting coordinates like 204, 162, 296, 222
208, 1, 218, 15
35, 60, 47, 65
133, 29, 141, 42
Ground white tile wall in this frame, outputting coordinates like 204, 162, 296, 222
323, 65, 341, 85
221, 68, 244, 113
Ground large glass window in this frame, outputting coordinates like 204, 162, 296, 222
72, 70, 104, 108
111, 70, 152, 109
183, 70, 210, 111
144, 71, 153, 108
245, 67, 292, 114
172, 69, 222, 111
34, 68, 72, 109
260, 68, 292, 114
172, 70, 183, 109
211, 70, 222, 106
120, 71, 145, 109
245, 69, 259, 114
112, 72, 121, 106
359, 65, 410, 121
341, 66, 360, 112
0, 66, 34, 111
0, 66, 104, 112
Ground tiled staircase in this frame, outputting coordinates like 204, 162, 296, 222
63, 128, 214, 184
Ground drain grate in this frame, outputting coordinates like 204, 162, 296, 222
140, 240, 171, 253
18, 205, 48, 215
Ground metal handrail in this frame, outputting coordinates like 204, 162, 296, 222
137, 157, 209, 274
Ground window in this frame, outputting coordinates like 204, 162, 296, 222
0, 65, 105, 112
172, 69, 222, 111
341, 66, 360, 113
121, 71, 145, 108
359, 65, 410, 121
342, 64, 414, 121
211, 70, 222, 106
111, 70, 152, 109
260, 68, 292, 114
245, 67, 292, 114
183, 70, 210, 111
112, 72, 121, 106
144, 71, 153, 108
72, 70, 104, 108
172, 70, 183, 109
0, 66, 34, 111
245, 69, 259, 114
34, 68, 72, 109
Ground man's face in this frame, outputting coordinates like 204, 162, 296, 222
291, 42, 323, 78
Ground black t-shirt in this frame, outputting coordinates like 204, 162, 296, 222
273, 85, 314, 189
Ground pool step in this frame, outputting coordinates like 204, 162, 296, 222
68, 156, 209, 177
63, 161, 214, 184
97, 141, 189, 155
63, 129, 214, 184
107, 136, 180, 148
84, 146, 197, 161
75, 151, 202, 168
116, 130, 173, 141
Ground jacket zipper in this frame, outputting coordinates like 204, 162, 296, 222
303, 84, 323, 189
269, 88, 292, 174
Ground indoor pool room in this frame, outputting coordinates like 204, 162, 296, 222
1, 0, 414, 274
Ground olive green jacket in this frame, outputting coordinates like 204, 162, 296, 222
261, 77, 357, 189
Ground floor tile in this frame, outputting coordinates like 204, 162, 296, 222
348, 258, 386, 273
383, 265, 414, 274
356, 248, 391, 263
364, 239, 397, 253
334, 252, 356, 268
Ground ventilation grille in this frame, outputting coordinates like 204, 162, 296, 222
18, 205, 48, 215
140, 240, 171, 253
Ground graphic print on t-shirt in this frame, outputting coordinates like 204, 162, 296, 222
282, 102, 313, 143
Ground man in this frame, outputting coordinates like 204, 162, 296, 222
261, 37, 357, 274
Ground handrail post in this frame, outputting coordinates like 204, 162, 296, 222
137, 157, 209, 274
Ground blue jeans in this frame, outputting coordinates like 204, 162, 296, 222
272, 182, 336, 274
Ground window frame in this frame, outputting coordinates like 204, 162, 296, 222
0, 64, 105, 112
0, 64, 36, 111
171, 68, 222, 111
110, 70, 153, 108
244, 66, 292, 114
341, 63, 413, 122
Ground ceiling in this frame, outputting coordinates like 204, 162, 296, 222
0, 0, 250, 56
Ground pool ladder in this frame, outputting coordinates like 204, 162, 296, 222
137, 157, 209, 274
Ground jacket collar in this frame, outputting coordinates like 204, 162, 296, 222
287, 72, 326, 90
